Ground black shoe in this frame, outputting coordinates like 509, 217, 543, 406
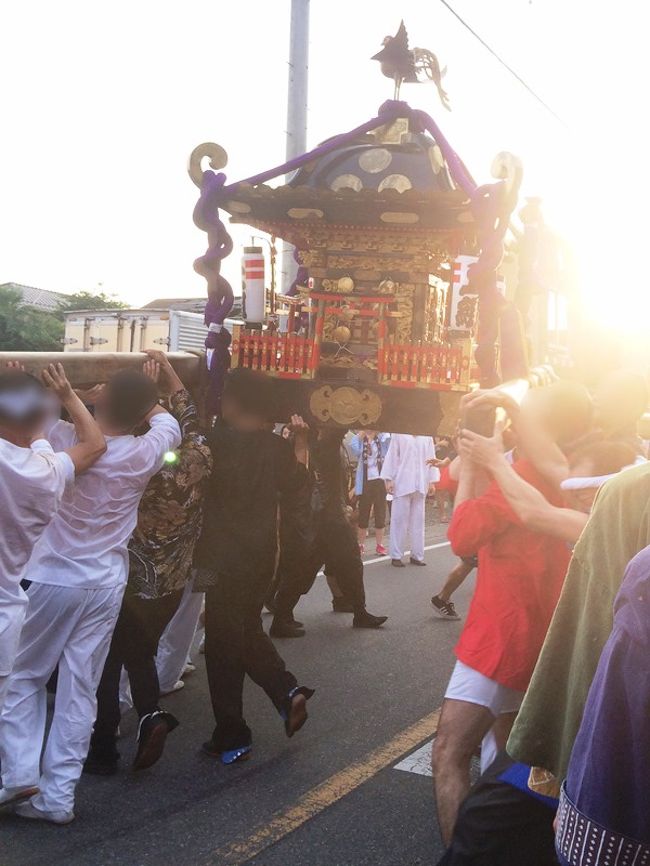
410, 557, 427, 566
270, 617, 306, 638
281, 686, 315, 738
332, 597, 355, 613
84, 737, 120, 776
391, 559, 405, 568
132, 710, 178, 771
431, 595, 461, 621
353, 611, 388, 629
290, 616, 304, 628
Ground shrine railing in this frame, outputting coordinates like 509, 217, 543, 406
231, 326, 318, 379
231, 325, 472, 391
378, 341, 471, 391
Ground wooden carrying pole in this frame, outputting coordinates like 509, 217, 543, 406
0, 352, 203, 388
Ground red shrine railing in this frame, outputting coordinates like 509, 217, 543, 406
230, 324, 471, 391
379, 343, 470, 390
231, 328, 318, 379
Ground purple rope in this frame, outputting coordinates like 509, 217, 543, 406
411, 109, 477, 195
288, 247, 308, 297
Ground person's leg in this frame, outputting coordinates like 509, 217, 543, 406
321, 517, 366, 613
322, 517, 387, 627
0, 585, 79, 797
409, 492, 426, 563
203, 580, 250, 754
34, 585, 122, 816
436, 490, 451, 523
123, 591, 183, 720
242, 595, 315, 737
389, 494, 409, 561
437, 559, 475, 604
117, 590, 183, 771
432, 698, 497, 845
480, 709, 520, 774
0, 601, 27, 715
243, 597, 298, 707
273, 541, 321, 624
357, 488, 371, 550
372, 480, 387, 551
156, 583, 204, 692
90, 623, 126, 757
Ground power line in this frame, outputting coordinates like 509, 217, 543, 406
438, 0, 567, 127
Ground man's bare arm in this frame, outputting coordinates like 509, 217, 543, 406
42, 364, 106, 474
462, 389, 569, 487
460, 430, 587, 544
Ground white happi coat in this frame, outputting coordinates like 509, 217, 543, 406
380, 435, 439, 496
381, 435, 439, 562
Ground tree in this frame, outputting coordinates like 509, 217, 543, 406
0, 286, 64, 351
57, 290, 127, 314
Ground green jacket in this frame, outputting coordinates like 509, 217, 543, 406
507, 462, 650, 779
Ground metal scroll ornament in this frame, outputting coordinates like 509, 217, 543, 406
189, 143, 235, 415
310, 386, 382, 427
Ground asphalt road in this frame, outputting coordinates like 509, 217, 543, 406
1, 517, 474, 866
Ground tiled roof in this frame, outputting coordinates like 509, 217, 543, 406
0, 282, 68, 312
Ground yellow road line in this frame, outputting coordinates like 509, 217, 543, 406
209, 709, 440, 865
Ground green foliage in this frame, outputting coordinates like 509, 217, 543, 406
0, 286, 64, 351
57, 291, 127, 313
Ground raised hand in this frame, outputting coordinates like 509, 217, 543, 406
144, 350, 184, 395
458, 420, 506, 469
41, 363, 73, 402
288, 414, 310, 466
287, 414, 309, 439
143, 358, 161, 384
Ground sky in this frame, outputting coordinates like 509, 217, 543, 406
1, 0, 647, 331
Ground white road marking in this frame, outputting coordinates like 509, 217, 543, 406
316, 541, 451, 578
394, 740, 434, 777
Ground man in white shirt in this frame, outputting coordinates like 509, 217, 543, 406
0, 363, 105, 714
0, 366, 181, 824
381, 434, 439, 567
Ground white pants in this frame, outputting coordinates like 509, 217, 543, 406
0, 600, 27, 713
389, 492, 426, 561
156, 584, 204, 692
445, 660, 524, 774
0, 582, 122, 812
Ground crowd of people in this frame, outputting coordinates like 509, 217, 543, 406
0, 350, 648, 866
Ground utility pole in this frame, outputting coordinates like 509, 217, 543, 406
281, 0, 310, 292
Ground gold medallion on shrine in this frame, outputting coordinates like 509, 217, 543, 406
310, 385, 382, 427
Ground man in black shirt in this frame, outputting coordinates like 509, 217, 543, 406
193, 369, 314, 764
271, 428, 388, 637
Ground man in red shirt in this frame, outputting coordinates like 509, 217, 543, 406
432, 383, 593, 844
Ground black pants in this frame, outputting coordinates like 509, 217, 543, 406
436, 753, 559, 866
93, 588, 183, 744
204, 574, 297, 751
357, 478, 386, 530
275, 513, 366, 619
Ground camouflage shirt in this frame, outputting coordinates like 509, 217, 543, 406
127, 389, 212, 599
